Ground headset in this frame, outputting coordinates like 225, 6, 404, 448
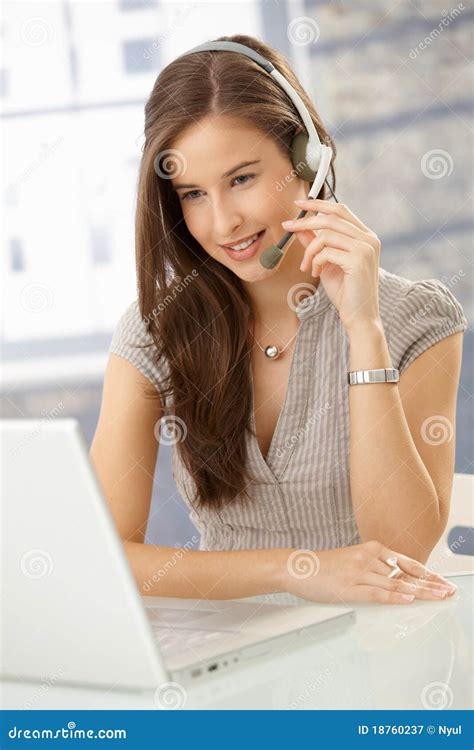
175, 40, 339, 269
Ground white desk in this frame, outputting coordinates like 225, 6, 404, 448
2, 572, 472, 710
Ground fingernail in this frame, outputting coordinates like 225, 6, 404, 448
433, 589, 448, 598
294, 199, 305, 204
401, 594, 415, 602
282, 220, 294, 227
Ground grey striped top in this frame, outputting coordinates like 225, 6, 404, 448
109, 267, 468, 552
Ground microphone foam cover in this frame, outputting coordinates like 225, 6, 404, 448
259, 245, 285, 269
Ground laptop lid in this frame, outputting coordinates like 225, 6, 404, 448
1, 419, 166, 691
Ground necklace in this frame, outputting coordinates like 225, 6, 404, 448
250, 328, 298, 360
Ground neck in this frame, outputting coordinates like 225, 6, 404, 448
241, 235, 320, 330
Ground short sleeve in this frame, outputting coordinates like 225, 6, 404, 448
109, 300, 171, 399
388, 278, 468, 375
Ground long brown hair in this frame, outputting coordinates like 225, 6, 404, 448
135, 33, 337, 511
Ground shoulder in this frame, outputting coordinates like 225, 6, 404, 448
109, 299, 171, 392
377, 267, 468, 374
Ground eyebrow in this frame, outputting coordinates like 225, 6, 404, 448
172, 160, 261, 191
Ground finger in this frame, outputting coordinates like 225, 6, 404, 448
380, 548, 458, 589
284, 214, 371, 244
299, 232, 353, 272
363, 572, 452, 601
294, 199, 371, 233
372, 559, 456, 594
311, 248, 352, 275
346, 585, 416, 605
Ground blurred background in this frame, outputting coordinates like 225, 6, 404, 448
2, 0, 472, 549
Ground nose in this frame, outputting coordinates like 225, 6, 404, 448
211, 193, 245, 242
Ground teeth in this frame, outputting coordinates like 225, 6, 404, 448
227, 233, 259, 251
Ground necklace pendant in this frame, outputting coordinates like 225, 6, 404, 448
264, 345, 280, 360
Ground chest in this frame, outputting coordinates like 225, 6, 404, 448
250, 345, 296, 461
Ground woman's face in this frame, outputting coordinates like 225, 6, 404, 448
169, 115, 309, 282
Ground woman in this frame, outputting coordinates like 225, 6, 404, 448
90, 34, 467, 606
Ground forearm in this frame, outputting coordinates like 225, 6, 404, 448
123, 540, 285, 599
347, 321, 441, 561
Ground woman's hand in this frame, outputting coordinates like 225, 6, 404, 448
282, 198, 381, 333
278, 540, 458, 605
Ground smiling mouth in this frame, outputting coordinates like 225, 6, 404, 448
220, 230, 266, 261
221, 229, 265, 253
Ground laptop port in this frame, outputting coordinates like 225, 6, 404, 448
190, 668, 202, 678
207, 663, 218, 672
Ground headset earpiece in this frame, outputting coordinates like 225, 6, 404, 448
290, 131, 320, 183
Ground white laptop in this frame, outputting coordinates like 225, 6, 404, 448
1, 418, 355, 692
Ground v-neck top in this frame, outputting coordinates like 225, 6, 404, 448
109, 267, 468, 552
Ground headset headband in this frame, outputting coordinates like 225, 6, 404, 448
176, 41, 324, 158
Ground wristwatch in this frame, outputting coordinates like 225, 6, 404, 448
348, 367, 400, 386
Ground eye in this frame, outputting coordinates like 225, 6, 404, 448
180, 173, 256, 202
